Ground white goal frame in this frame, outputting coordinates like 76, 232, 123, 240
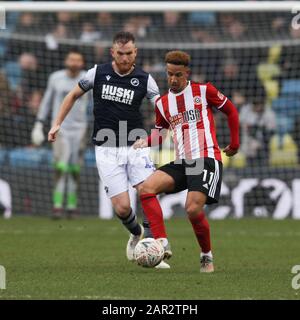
0, 1, 300, 13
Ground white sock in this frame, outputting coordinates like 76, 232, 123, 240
157, 238, 168, 247
201, 251, 213, 258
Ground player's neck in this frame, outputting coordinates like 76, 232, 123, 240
112, 61, 135, 76
170, 80, 190, 94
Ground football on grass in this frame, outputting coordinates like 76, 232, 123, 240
134, 238, 165, 268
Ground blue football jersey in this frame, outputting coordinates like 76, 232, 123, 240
78, 63, 159, 146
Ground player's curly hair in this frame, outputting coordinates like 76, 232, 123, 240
165, 51, 191, 67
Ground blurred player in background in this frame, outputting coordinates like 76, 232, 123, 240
47, 32, 169, 268
31, 50, 89, 219
134, 51, 240, 272
0, 178, 12, 219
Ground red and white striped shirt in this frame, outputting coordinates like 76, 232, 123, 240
155, 81, 228, 161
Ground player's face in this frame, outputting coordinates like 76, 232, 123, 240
111, 41, 137, 74
65, 53, 84, 74
166, 63, 189, 93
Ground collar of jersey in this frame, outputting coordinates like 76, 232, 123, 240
169, 81, 191, 96
111, 63, 136, 77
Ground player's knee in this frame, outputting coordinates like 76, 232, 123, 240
185, 202, 203, 218
114, 203, 131, 217
138, 182, 157, 195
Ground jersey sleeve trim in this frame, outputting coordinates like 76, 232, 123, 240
78, 64, 97, 92
217, 97, 228, 109
146, 74, 160, 106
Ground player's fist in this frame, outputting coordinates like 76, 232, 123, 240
133, 138, 148, 149
31, 122, 45, 146
48, 124, 60, 142
223, 145, 238, 157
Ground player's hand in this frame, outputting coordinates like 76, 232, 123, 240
133, 138, 148, 149
223, 145, 238, 157
48, 124, 60, 142
31, 122, 45, 146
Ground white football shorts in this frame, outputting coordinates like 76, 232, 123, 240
95, 145, 155, 198
53, 126, 87, 166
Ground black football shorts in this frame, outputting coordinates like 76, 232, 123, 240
158, 158, 223, 204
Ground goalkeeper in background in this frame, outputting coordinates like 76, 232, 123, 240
31, 50, 90, 218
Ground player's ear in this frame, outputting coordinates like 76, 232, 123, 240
110, 47, 114, 58
186, 67, 190, 78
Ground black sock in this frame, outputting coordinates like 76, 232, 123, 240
118, 209, 141, 236
142, 212, 153, 238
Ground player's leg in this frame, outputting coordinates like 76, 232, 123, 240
127, 147, 156, 239
66, 127, 86, 218
111, 191, 144, 261
138, 160, 186, 244
52, 132, 70, 219
0, 179, 12, 219
136, 171, 174, 238
185, 158, 223, 273
136, 170, 175, 261
111, 191, 142, 234
66, 166, 80, 218
95, 146, 143, 260
128, 148, 176, 257
128, 147, 175, 268
185, 191, 214, 272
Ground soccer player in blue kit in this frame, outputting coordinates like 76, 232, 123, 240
48, 32, 169, 268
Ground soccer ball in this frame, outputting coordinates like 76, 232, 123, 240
134, 238, 165, 268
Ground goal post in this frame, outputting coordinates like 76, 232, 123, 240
0, 1, 299, 219
1, 1, 300, 12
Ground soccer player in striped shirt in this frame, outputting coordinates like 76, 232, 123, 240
134, 51, 240, 272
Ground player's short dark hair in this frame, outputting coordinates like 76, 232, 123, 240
65, 49, 85, 59
165, 51, 191, 67
113, 31, 135, 45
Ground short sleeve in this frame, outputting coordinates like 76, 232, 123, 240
78, 65, 97, 92
206, 82, 228, 109
146, 74, 160, 106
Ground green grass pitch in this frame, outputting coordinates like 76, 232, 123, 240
0, 217, 299, 300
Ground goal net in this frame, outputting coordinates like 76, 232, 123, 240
0, 1, 299, 219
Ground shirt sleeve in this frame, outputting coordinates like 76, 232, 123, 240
206, 82, 228, 109
146, 74, 160, 106
155, 103, 170, 130
36, 73, 55, 122
78, 64, 97, 92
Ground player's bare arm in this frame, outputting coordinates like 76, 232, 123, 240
48, 84, 85, 142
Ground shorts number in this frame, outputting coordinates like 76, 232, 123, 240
143, 156, 154, 169
203, 169, 214, 185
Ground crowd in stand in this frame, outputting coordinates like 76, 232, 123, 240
0, 7, 300, 167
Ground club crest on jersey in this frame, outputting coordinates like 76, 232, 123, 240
101, 84, 134, 105
106, 75, 111, 81
193, 96, 202, 105
130, 78, 139, 86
